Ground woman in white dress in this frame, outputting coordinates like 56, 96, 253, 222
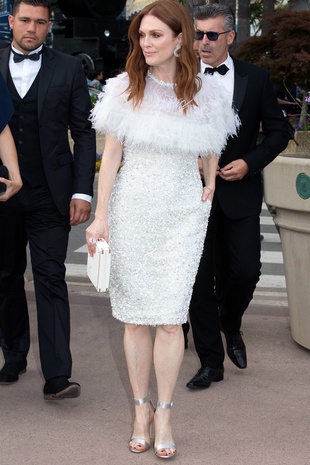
86, 0, 239, 459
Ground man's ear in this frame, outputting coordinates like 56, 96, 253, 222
8, 15, 14, 29
227, 30, 236, 46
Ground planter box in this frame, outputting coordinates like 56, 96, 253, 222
282, 131, 310, 154
263, 153, 310, 349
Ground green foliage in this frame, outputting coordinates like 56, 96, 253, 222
88, 87, 101, 107
235, 11, 310, 91
250, 0, 289, 35
250, 1, 263, 35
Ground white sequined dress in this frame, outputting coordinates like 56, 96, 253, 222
91, 72, 239, 325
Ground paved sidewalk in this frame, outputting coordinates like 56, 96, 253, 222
0, 280, 309, 465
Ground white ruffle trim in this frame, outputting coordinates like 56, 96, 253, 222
90, 72, 240, 157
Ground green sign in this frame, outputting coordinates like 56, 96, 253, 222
296, 173, 310, 200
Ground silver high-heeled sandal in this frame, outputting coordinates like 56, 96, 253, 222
154, 401, 177, 459
129, 395, 155, 454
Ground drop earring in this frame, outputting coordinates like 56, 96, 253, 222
173, 45, 181, 58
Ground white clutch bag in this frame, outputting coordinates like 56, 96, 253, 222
87, 238, 111, 292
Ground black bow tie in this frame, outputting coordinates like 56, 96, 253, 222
12, 49, 42, 63
204, 64, 229, 76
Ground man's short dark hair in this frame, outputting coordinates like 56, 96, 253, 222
193, 3, 235, 32
12, 0, 51, 18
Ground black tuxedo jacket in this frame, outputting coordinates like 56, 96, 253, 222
0, 45, 96, 215
214, 56, 289, 219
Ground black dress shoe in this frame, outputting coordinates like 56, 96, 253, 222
186, 366, 224, 390
0, 361, 27, 385
44, 377, 81, 400
225, 331, 247, 369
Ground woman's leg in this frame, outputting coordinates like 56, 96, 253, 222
124, 323, 153, 451
153, 324, 184, 457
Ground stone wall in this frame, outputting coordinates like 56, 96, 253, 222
282, 131, 310, 154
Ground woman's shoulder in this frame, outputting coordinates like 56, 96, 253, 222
104, 72, 129, 95
90, 72, 131, 136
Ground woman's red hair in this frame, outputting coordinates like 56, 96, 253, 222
125, 0, 201, 113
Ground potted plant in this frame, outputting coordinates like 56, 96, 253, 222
235, 10, 310, 349
235, 10, 310, 147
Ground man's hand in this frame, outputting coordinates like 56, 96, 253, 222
0, 177, 22, 202
69, 199, 91, 226
218, 159, 249, 181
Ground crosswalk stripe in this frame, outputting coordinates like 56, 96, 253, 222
261, 232, 280, 243
75, 234, 282, 252
75, 245, 284, 263
66, 263, 87, 278
65, 264, 287, 307
75, 244, 88, 253
254, 290, 287, 298
251, 298, 287, 307
260, 216, 275, 225
261, 251, 283, 264
75, 234, 282, 254
65, 266, 287, 288
257, 275, 286, 288
253, 290, 288, 307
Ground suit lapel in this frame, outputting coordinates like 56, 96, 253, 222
38, 47, 56, 118
232, 57, 248, 112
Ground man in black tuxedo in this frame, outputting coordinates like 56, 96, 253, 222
186, 4, 290, 389
0, 0, 96, 399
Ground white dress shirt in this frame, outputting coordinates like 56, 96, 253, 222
9, 44, 43, 98
201, 55, 234, 105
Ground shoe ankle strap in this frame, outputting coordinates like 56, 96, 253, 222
134, 394, 151, 405
157, 400, 173, 409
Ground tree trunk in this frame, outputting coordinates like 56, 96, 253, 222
236, 0, 251, 47
262, 0, 275, 34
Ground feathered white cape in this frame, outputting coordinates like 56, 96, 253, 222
91, 72, 239, 157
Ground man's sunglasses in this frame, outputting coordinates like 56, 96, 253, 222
194, 30, 231, 41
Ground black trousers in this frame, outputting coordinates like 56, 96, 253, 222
0, 185, 72, 381
189, 204, 261, 368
